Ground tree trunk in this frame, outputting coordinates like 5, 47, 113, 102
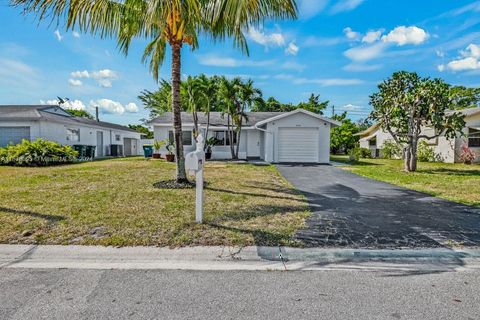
171, 41, 187, 183
204, 106, 210, 150
409, 137, 418, 172
404, 146, 411, 172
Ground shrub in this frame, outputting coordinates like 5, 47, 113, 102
359, 147, 372, 159
0, 139, 78, 166
381, 140, 402, 159
459, 144, 476, 164
417, 141, 435, 162
348, 147, 362, 162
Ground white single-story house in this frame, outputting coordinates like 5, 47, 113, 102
358, 107, 480, 163
148, 109, 340, 163
0, 105, 142, 157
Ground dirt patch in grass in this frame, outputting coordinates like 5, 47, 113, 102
0, 158, 310, 247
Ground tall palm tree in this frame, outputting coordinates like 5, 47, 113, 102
236, 79, 262, 158
196, 74, 218, 143
12, 0, 297, 182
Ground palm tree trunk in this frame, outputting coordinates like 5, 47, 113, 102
204, 104, 210, 149
171, 41, 187, 183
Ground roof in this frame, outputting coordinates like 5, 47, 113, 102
0, 105, 137, 133
147, 109, 340, 127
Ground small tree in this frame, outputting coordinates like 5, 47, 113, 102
370, 71, 465, 172
330, 112, 359, 154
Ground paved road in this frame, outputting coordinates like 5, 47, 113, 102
0, 268, 478, 320
276, 164, 480, 248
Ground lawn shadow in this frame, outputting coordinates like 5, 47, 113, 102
419, 167, 480, 176
207, 222, 297, 246
205, 186, 304, 202
0, 207, 64, 223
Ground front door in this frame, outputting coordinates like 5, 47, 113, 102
96, 131, 104, 157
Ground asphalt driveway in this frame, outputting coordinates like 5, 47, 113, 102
276, 164, 480, 249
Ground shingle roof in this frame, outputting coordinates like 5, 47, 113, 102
148, 112, 283, 127
0, 105, 137, 132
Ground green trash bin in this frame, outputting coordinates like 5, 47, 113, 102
73, 145, 86, 159
143, 145, 153, 158
85, 145, 96, 159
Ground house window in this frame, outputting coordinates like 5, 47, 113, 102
115, 134, 121, 142
66, 128, 80, 142
211, 131, 237, 146
369, 137, 377, 147
169, 130, 192, 146
468, 128, 480, 148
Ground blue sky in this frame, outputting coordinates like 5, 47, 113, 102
1, 0, 480, 125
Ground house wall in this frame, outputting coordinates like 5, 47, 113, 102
0, 120, 140, 157
360, 114, 480, 163
264, 112, 332, 163
153, 125, 248, 159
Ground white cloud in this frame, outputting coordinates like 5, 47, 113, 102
285, 42, 299, 55
280, 61, 306, 71
461, 43, 480, 58
89, 99, 125, 114
381, 26, 429, 46
88, 99, 139, 114
362, 30, 383, 44
440, 44, 480, 72
71, 70, 90, 78
435, 50, 445, 58
68, 79, 83, 86
70, 69, 118, 87
344, 42, 386, 61
247, 27, 285, 48
72, 31, 80, 38
41, 99, 86, 111
125, 102, 139, 113
331, 0, 365, 14
339, 104, 364, 111
343, 27, 361, 41
54, 29, 63, 42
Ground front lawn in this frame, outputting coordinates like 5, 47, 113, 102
0, 158, 309, 247
331, 155, 480, 207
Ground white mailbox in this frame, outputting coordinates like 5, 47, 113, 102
185, 150, 205, 175
185, 134, 206, 223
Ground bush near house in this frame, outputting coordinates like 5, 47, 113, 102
417, 141, 436, 162
0, 139, 78, 166
381, 140, 403, 160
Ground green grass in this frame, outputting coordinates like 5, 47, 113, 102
0, 158, 310, 247
331, 155, 480, 207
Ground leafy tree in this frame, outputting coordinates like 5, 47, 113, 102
14, 0, 297, 183
128, 125, 153, 139
449, 86, 480, 110
330, 112, 359, 154
65, 109, 95, 119
296, 94, 329, 114
370, 71, 465, 172
138, 80, 173, 119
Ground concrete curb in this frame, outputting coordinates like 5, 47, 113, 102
1, 245, 480, 271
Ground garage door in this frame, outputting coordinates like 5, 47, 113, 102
0, 127, 30, 147
278, 127, 319, 163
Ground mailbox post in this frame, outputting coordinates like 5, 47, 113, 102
185, 134, 206, 223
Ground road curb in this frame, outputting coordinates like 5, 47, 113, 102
1, 245, 479, 271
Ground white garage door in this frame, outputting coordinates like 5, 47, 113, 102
278, 127, 319, 163
0, 127, 30, 147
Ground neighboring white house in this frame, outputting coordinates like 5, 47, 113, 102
0, 105, 142, 157
147, 109, 340, 163
358, 107, 480, 163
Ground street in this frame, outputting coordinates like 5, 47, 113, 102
1, 268, 479, 320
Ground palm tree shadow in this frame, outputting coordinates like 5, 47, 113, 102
0, 207, 64, 223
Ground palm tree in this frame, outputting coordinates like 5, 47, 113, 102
12, 0, 297, 182
236, 79, 262, 158
196, 74, 218, 143
181, 75, 205, 138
